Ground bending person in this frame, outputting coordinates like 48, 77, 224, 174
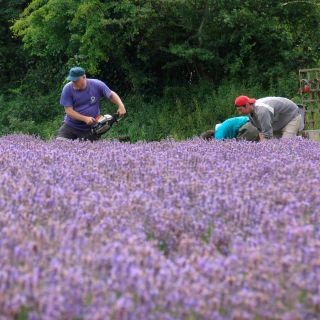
234, 96, 302, 141
201, 116, 259, 141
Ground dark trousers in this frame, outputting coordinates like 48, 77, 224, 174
236, 122, 259, 141
56, 123, 100, 142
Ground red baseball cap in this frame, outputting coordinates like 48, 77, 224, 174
235, 96, 256, 107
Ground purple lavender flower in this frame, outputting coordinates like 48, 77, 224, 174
0, 135, 320, 319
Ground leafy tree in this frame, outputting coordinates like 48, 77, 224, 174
11, 0, 320, 91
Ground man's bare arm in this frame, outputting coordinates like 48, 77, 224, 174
64, 106, 96, 125
109, 91, 126, 116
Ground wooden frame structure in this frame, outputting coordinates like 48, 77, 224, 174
299, 68, 320, 130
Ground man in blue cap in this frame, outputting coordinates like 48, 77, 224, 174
57, 66, 126, 141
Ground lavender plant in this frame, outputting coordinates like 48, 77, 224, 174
0, 135, 320, 320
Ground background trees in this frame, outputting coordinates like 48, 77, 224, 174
1, 0, 320, 140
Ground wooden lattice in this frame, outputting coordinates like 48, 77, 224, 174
299, 68, 320, 130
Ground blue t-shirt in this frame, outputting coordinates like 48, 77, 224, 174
215, 116, 249, 140
60, 79, 112, 131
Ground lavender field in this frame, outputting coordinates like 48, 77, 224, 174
0, 135, 320, 320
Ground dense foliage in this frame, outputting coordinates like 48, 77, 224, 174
0, 0, 28, 90
10, 0, 320, 89
1, 0, 320, 138
1, 135, 320, 319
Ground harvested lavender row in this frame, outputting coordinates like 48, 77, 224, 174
0, 135, 320, 320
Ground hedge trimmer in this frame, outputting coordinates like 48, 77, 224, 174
91, 113, 124, 136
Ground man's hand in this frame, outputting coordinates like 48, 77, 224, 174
117, 105, 126, 117
83, 116, 96, 126
259, 133, 268, 142
65, 107, 97, 126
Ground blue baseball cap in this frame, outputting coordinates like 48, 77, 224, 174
67, 67, 85, 81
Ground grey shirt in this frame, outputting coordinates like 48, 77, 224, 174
249, 97, 299, 139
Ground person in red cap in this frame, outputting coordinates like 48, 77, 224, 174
234, 96, 302, 141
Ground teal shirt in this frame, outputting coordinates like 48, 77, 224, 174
215, 116, 249, 140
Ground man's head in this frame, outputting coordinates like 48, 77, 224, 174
234, 96, 256, 115
200, 130, 215, 140
67, 67, 86, 90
